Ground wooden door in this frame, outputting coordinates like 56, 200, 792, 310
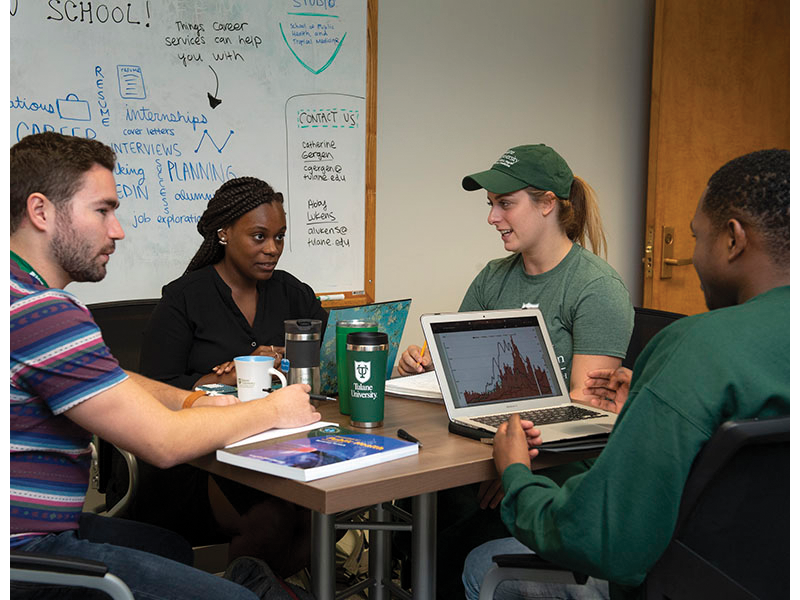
643, 0, 789, 315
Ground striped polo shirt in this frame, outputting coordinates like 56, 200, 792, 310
10, 259, 127, 547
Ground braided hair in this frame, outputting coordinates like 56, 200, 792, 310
186, 176, 284, 273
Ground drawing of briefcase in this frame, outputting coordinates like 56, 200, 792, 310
57, 93, 91, 121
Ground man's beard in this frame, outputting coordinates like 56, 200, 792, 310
50, 211, 112, 283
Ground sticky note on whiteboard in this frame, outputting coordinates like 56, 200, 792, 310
117, 65, 146, 100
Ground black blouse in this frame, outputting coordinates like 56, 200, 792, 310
139, 265, 328, 390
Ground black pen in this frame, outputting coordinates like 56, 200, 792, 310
309, 393, 336, 402
262, 388, 336, 403
397, 428, 423, 447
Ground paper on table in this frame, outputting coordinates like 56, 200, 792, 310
385, 371, 443, 402
226, 421, 338, 449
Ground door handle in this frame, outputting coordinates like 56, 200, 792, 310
661, 226, 693, 279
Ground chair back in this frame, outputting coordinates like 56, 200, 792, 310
622, 307, 685, 369
87, 299, 159, 514
88, 299, 160, 371
645, 416, 790, 599
480, 417, 789, 600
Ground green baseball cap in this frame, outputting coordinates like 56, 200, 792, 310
462, 144, 574, 198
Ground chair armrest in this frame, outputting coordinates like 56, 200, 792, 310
103, 447, 139, 518
11, 551, 135, 600
11, 551, 108, 576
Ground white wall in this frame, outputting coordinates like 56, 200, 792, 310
374, 0, 655, 353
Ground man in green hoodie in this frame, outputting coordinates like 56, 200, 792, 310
462, 148, 790, 600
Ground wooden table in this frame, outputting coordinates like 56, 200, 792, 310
192, 396, 595, 599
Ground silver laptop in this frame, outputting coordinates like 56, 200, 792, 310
420, 308, 616, 442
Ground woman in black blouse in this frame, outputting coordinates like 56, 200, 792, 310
141, 176, 327, 389
136, 177, 326, 577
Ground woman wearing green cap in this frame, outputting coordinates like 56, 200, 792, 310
399, 143, 633, 398
396, 144, 633, 598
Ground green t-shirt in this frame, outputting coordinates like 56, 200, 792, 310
460, 244, 634, 384
499, 285, 790, 599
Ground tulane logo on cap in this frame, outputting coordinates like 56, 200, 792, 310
354, 360, 371, 384
494, 150, 519, 169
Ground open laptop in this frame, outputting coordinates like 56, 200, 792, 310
319, 299, 412, 395
420, 308, 616, 442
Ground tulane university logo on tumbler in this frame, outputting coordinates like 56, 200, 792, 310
354, 360, 371, 384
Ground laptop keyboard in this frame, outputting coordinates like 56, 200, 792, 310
473, 405, 604, 428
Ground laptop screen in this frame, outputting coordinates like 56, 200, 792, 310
430, 314, 562, 409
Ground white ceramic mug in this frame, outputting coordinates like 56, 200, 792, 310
234, 356, 287, 402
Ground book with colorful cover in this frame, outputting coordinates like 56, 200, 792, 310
216, 425, 418, 482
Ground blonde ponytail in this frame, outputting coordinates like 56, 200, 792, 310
558, 176, 607, 258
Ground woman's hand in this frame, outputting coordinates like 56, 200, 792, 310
208, 344, 284, 385
252, 345, 285, 363
208, 361, 238, 387
209, 346, 284, 375
212, 360, 235, 376
397, 344, 432, 376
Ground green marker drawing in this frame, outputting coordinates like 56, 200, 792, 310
279, 23, 347, 75
287, 12, 340, 18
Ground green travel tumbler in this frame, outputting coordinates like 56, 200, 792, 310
336, 320, 377, 415
346, 331, 388, 428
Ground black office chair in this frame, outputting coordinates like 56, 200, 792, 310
11, 551, 134, 599
479, 415, 790, 599
87, 299, 230, 573
622, 307, 685, 370
87, 299, 160, 517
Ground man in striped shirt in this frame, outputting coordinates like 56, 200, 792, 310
10, 132, 320, 599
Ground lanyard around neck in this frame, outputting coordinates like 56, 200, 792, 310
11, 251, 49, 288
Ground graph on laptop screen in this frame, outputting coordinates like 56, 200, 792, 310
431, 315, 561, 408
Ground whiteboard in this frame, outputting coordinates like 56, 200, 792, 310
10, 0, 370, 304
